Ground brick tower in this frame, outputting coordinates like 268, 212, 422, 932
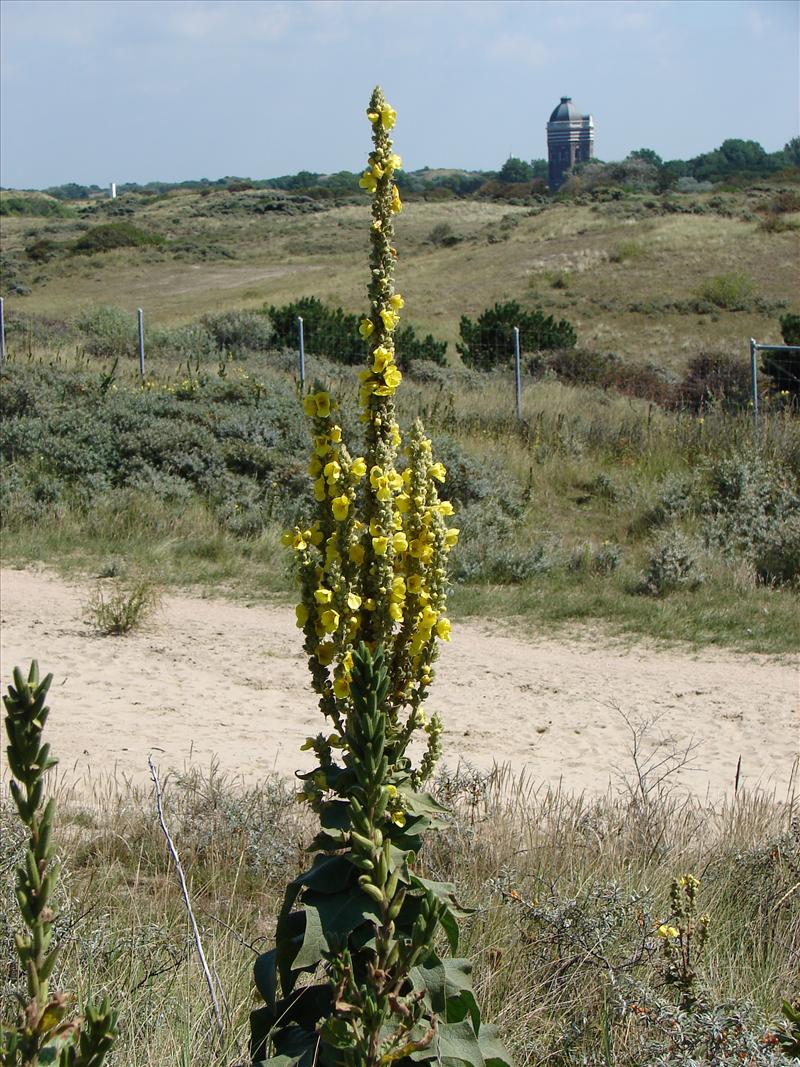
547, 97, 594, 192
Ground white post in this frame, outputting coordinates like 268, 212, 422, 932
137, 308, 145, 379
513, 326, 522, 420
110, 182, 117, 199
0, 297, 5, 368
749, 337, 759, 429
298, 315, 306, 390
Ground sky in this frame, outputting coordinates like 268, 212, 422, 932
1, 0, 798, 190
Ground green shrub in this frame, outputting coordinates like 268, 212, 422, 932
394, 323, 447, 368
72, 221, 165, 255
457, 300, 576, 371
268, 295, 363, 363
639, 532, 705, 596
697, 272, 755, 310
75, 305, 136, 358
0, 194, 74, 217
609, 240, 645, 264
201, 309, 275, 356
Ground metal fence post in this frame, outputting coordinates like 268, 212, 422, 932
137, 307, 145, 379
513, 326, 522, 420
0, 297, 5, 368
297, 315, 306, 390
749, 337, 758, 429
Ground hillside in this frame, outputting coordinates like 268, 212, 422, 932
2, 181, 798, 368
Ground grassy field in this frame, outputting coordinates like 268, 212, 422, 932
2, 183, 798, 366
1, 762, 797, 1066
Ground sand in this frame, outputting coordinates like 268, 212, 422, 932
1, 567, 797, 800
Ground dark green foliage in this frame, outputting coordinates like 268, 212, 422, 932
497, 157, 534, 183
2, 662, 117, 1064
761, 313, 800, 398
395, 325, 447, 368
72, 222, 165, 255
0, 195, 74, 218
457, 301, 576, 371
267, 297, 447, 369
251, 645, 512, 1066
268, 296, 364, 364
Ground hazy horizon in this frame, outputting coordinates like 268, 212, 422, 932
2, 0, 798, 190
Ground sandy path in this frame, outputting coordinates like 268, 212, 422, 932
1, 568, 797, 800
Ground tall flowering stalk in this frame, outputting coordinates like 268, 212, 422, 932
251, 89, 512, 1067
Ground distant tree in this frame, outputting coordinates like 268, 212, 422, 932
783, 137, 800, 166
629, 148, 663, 168
530, 158, 549, 180
457, 300, 576, 371
498, 156, 534, 183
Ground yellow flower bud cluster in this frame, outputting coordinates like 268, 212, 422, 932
283, 88, 455, 785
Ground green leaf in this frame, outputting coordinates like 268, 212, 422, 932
294, 887, 379, 969
477, 1023, 515, 1067
410, 1020, 486, 1065
291, 854, 354, 894
254, 949, 277, 1013
411, 956, 479, 1028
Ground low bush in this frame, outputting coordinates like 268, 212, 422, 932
697, 272, 755, 311
201, 310, 275, 356
75, 305, 137, 358
84, 577, 161, 634
0, 194, 74, 217
639, 532, 705, 596
673, 351, 752, 412
72, 221, 165, 255
761, 312, 800, 399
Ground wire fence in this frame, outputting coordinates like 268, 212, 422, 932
1, 302, 799, 425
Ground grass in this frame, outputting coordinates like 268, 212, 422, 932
1, 762, 796, 1065
2, 182, 798, 368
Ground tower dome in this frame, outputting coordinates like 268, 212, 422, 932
549, 97, 584, 123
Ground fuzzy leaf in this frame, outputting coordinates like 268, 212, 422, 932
253, 949, 278, 1013
410, 1019, 486, 1065
411, 956, 479, 1028
477, 1023, 515, 1067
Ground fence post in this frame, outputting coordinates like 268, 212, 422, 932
749, 337, 759, 429
0, 296, 5, 368
297, 315, 306, 390
137, 307, 145, 379
513, 326, 522, 420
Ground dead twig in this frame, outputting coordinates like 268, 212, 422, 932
148, 753, 225, 1042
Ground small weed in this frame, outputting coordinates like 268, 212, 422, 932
84, 578, 161, 635
697, 272, 755, 311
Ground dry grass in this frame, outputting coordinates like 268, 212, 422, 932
3, 186, 798, 369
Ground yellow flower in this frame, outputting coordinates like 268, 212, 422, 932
390, 809, 406, 827
445, 528, 459, 547
324, 460, 341, 483
372, 536, 389, 556
657, 924, 680, 939
389, 602, 403, 621
380, 308, 400, 331
383, 365, 402, 390
314, 478, 327, 502
389, 293, 405, 310
385, 784, 398, 799
359, 318, 375, 339
429, 462, 446, 482
391, 185, 403, 213
369, 465, 385, 488
407, 575, 423, 595
359, 170, 378, 193
391, 576, 406, 598
437, 501, 454, 516
386, 153, 403, 171
372, 346, 394, 373
332, 495, 350, 521
314, 392, 331, 417
349, 542, 365, 565
435, 618, 452, 641
320, 609, 340, 634
303, 395, 318, 417
351, 457, 367, 478
367, 110, 379, 123
347, 592, 362, 610
392, 532, 409, 553
330, 425, 342, 443
314, 587, 333, 604
295, 604, 309, 628
380, 103, 397, 130
281, 530, 294, 547
308, 457, 322, 477
333, 676, 350, 699
396, 493, 410, 513
316, 641, 336, 666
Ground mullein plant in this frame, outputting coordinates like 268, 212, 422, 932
251, 88, 512, 1067
1, 662, 117, 1067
